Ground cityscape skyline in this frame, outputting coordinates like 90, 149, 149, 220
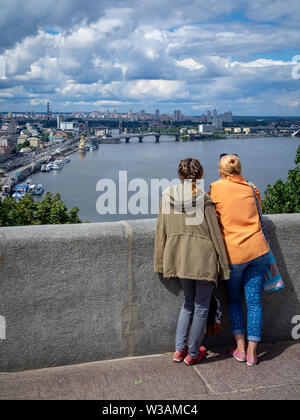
0, 1, 300, 115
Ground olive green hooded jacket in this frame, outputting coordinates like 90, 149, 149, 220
154, 184, 230, 284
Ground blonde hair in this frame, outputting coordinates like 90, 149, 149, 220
219, 154, 242, 177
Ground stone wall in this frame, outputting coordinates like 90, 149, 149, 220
0, 214, 299, 372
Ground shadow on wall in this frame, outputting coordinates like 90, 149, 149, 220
262, 217, 300, 342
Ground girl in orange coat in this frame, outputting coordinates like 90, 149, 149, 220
209, 154, 270, 366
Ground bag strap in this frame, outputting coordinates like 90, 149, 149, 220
248, 182, 269, 243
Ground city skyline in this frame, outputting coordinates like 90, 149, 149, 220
0, 1, 300, 115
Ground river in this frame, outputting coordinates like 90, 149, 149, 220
28, 136, 300, 222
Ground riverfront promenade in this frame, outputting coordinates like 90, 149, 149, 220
0, 341, 299, 400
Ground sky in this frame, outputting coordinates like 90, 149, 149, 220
0, 0, 300, 116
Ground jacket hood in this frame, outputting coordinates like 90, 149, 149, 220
163, 183, 209, 214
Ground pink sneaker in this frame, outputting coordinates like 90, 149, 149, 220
230, 347, 246, 362
184, 346, 207, 366
246, 355, 258, 367
173, 346, 188, 363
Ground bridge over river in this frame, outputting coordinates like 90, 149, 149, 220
107, 132, 181, 143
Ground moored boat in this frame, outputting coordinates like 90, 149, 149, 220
12, 192, 26, 201
14, 183, 29, 193
53, 160, 64, 170
34, 184, 45, 195
28, 185, 36, 194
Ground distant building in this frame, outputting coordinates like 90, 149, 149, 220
49, 131, 67, 143
0, 138, 10, 161
127, 110, 133, 121
139, 110, 146, 120
224, 111, 233, 123
173, 110, 182, 122
60, 121, 79, 132
0, 119, 17, 157
57, 115, 62, 129
213, 107, 218, 123
47, 102, 51, 121
155, 109, 160, 121
160, 113, 172, 122
17, 134, 29, 145
199, 124, 216, 134
28, 137, 43, 149
207, 110, 212, 122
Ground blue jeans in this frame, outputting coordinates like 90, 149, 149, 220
175, 279, 214, 359
226, 251, 270, 342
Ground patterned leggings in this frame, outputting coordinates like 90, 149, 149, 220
226, 252, 270, 342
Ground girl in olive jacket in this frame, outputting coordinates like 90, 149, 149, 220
154, 158, 229, 365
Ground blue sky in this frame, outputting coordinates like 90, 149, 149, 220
0, 0, 300, 115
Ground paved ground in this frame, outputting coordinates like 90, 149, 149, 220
0, 341, 299, 400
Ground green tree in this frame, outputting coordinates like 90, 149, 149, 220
262, 145, 300, 214
0, 193, 81, 227
18, 140, 30, 151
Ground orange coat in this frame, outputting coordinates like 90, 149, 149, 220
209, 175, 269, 265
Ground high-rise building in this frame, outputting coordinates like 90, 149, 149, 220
57, 115, 62, 129
224, 111, 233, 123
139, 110, 146, 120
47, 102, 51, 121
127, 110, 133, 120
155, 109, 160, 121
173, 110, 182, 122
207, 110, 212, 122
0, 119, 17, 156
213, 107, 218, 121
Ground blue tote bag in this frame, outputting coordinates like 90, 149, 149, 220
249, 183, 284, 293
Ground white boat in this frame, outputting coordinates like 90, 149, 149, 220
28, 184, 36, 194
63, 157, 71, 164
12, 192, 25, 201
34, 184, 45, 195
46, 163, 53, 170
53, 160, 64, 170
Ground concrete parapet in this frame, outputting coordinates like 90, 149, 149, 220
0, 214, 299, 372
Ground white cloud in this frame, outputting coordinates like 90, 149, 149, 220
1, 0, 300, 115
176, 59, 205, 71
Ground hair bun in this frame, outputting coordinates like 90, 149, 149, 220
219, 155, 242, 177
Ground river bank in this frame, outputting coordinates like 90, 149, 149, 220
0, 141, 79, 198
